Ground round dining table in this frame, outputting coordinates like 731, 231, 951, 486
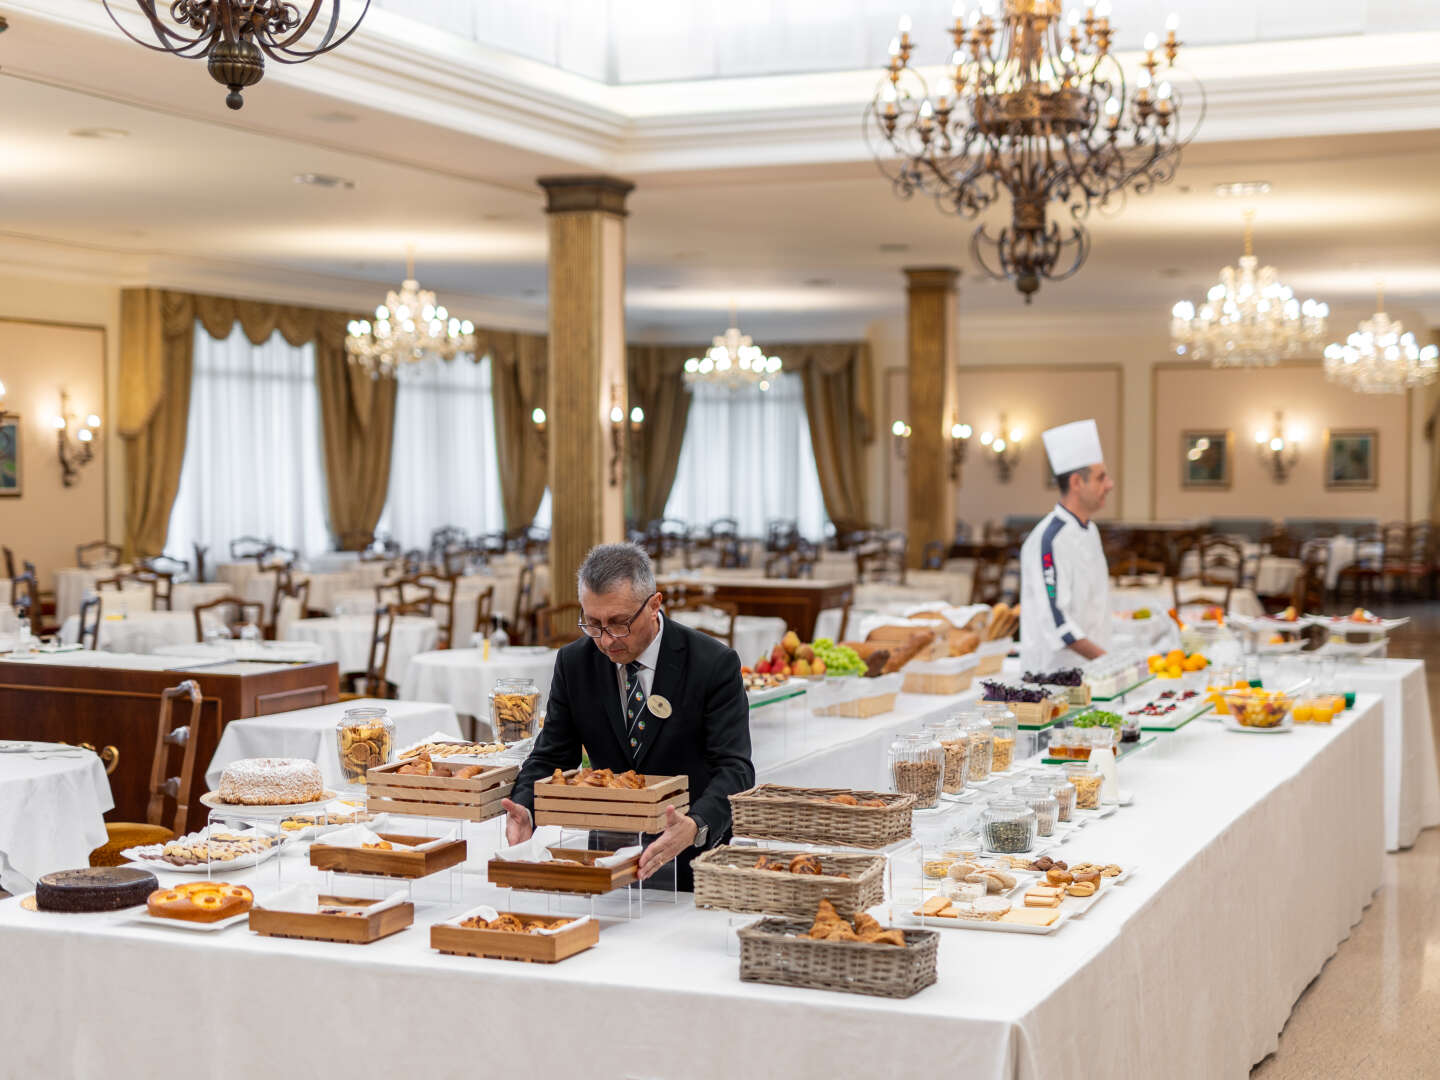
283, 614, 438, 685
399, 645, 558, 727
0, 743, 113, 894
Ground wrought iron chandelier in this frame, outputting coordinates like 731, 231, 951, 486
103, 1, 369, 110
1324, 288, 1439, 394
346, 254, 475, 379
866, 2, 1201, 302
683, 305, 783, 392
1171, 211, 1328, 368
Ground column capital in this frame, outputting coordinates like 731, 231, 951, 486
538, 175, 636, 216
903, 267, 961, 292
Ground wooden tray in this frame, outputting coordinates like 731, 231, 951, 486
902, 671, 973, 695
534, 772, 689, 832
488, 847, 640, 895
309, 833, 468, 879
431, 910, 599, 963
535, 772, 687, 803
366, 759, 518, 823
248, 894, 414, 944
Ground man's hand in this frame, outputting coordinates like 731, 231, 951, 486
638, 806, 697, 881
500, 798, 534, 846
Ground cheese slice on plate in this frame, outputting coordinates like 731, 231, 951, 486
1001, 907, 1060, 927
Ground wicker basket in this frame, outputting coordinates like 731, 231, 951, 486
692, 846, 886, 918
729, 785, 915, 848
737, 917, 938, 999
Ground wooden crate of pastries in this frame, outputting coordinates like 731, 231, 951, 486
431, 909, 598, 963
308, 833, 468, 879
533, 768, 688, 832
693, 846, 886, 918
729, 785, 915, 849
249, 895, 414, 944
365, 756, 517, 822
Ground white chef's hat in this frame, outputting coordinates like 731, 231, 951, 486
1042, 419, 1104, 475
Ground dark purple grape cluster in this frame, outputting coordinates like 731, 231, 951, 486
1022, 668, 1083, 687
980, 680, 1048, 703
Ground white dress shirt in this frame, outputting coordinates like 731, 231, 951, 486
615, 612, 665, 715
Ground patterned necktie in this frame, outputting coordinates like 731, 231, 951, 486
624, 660, 647, 758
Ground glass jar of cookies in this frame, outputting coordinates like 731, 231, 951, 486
980, 703, 1017, 772
1065, 762, 1103, 810
888, 732, 944, 811
925, 718, 970, 799
979, 796, 1036, 854
962, 713, 994, 782
335, 706, 393, 785
489, 677, 541, 743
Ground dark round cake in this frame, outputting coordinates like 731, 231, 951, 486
35, 867, 158, 912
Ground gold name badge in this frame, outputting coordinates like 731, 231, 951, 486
646, 694, 673, 718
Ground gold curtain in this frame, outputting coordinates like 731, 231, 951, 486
119, 288, 197, 558
486, 330, 549, 534
626, 345, 694, 525
793, 342, 875, 527
315, 319, 397, 547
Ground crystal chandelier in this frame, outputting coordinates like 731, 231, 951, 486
346, 254, 475, 378
103, 2, 369, 110
1324, 289, 1439, 394
683, 305, 783, 392
1171, 211, 1328, 368
866, 2, 1201, 302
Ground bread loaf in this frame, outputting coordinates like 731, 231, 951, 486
947, 629, 980, 656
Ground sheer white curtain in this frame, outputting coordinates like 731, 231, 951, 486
664, 373, 827, 538
376, 356, 507, 548
167, 323, 330, 563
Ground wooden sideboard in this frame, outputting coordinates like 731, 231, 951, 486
0, 658, 338, 824
659, 577, 854, 641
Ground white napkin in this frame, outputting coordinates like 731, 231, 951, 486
317, 824, 457, 852
257, 885, 409, 916
492, 826, 564, 863
447, 902, 592, 937
594, 845, 643, 868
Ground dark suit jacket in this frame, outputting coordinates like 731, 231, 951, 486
511, 615, 754, 888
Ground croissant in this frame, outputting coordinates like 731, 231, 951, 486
788, 854, 823, 876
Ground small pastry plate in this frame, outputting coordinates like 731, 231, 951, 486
897, 906, 1071, 935
112, 907, 253, 933
200, 790, 340, 818
121, 828, 283, 874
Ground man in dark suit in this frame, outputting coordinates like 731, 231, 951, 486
502, 542, 754, 890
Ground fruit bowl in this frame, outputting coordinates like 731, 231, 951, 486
1221, 689, 1294, 731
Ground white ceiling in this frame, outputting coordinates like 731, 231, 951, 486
2, 2, 1440, 341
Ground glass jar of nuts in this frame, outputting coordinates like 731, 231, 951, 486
335, 706, 394, 785
1065, 762, 1103, 810
979, 796, 1037, 854
926, 717, 970, 800
962, 712, 994, 782
980, 702, 1018, 772
489, 676, 541, 743
888, 732, 944, 811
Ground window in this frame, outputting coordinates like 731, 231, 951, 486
664, 373, 827, 538
376, 356, 507, 548
166, 323, 329, 561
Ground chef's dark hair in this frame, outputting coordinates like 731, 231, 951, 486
1054, 465, 1091, 495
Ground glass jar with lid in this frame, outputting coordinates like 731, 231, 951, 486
335, 705, 394, 784
888, 731, 944, 810
1012, 782, 1059, 837
490, 676, 541, 742
926, 718, 970, 799
1120, 711, 1142, 743
962, 712, 994, 781
1065, 761, 1103, 810
980, 796, 1037, 854
1031, 765, 1077, 821
980, 702, 1018, 772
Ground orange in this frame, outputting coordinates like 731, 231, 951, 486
1166, 649, 1185, 666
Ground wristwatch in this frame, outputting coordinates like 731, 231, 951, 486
689, 815, 709, 849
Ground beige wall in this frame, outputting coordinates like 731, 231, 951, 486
0, 273, 122, 589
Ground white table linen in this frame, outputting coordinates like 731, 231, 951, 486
203, 698, 462, 791
399, 646, 558, 724
150, 640, 326, 664
58, 611, 222, 654
53, 566, 132, 623
1112, 580, 1264, 618
669, 610, 785, 666
0, 745, 112, 893
167, 581, 234, 612
1323, 536, 1385, 590
284, 615, 438, 686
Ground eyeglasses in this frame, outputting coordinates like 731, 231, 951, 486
577, 591, 657, 640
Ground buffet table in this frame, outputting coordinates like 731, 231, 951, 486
0, 695, 1384, 1080
0, 743, 112, 893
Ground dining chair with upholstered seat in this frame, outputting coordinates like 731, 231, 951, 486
75, 540, 123, 569
89, 681, 204, 866
339, 602, 427, 699
269, 570, 311, 640
667, 595, 739, 648
191, 595, 266, 641
229, 536, 271, 561
77, 595, 102, 649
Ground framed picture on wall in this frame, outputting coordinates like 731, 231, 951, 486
1325, 429, 1378, 490
1181, 430, 1231, 488
0, 414, 19, 497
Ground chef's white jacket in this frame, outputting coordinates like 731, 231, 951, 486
1018, 503, 1112, 673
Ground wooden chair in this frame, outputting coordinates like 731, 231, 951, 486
512, 562, 536, 644
832, 586, 854, 642
10, 570, 38, 623
269, 570, 311, 640
75, 540, 122, 569
340, 603, 427, 699
1382, 522, 1432, 598
969, 545, 1009, 605
534, 602, 583, 650
1110, 551, 1167, 587
2, 545, 15, 580
88, 681, 204, 866
1288, 540, 1330, 616
139, 555, 188, 610
192, 542, 209, 584
667, 595, 739, 648
376, 577, 436, 619
229, 535, 271, 561
921, 541, 945, 571
191, 595, 265, 641
77, 594, 102, 650
1335, 525, 1384, 606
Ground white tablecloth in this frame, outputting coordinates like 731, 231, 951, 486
0, 745, 112, 892
150, 641, 326, 664
58, 611, 222, 654
1112, 581, 1264, 618
284, 615, 438, 686
669, 610, 785, 667
399, 646, 558, 725
203, 698, 462, 791
0, 695, 1385, 1080
167, 581, 234, 612
53, 566, 131, 623
1323, 537, 1385, 590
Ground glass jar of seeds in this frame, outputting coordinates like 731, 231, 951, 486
926, 717, 970, 799
980, 703, 1017, 772
963, 713, 994, 782
888, 732, 944, 811
979, 796, 1036, 854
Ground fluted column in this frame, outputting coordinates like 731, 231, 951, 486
904, 267, 959, 568
540, 175, 634, 606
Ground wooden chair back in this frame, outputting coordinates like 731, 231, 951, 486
78, 594, 102, 649
75, 540, 122, 569
271, 569, 310, 640
1172, 577, 1233, 613
969, 545, 1009, 605
10, 570, 38, 621
147, 681, 204, 836
1290, 541, 1330, 615
667, 596, 739, 648
376, 577, 436, 617
192, 542, 209, 583
357, 604, 398, 697
534, 603, 583, 650
229, 536, 270, 561
513, 563, 536, 642
192, 595, 265, 641
921, 541, 945, 571
2, 546, 14, 580
834, 586, 854, 641
1110, 551, 1167, 585
469, 584, 495, 643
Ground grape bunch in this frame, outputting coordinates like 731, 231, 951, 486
812, 637, 865, 676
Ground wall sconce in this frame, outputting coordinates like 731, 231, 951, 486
977, 413, 1023, 483
608, 385, 644, 487
948, 418, 972, 481
54, 389, 100, 487
891, 419, 912, 458
530, 407, 547, 464
1254, 410, 1301, 482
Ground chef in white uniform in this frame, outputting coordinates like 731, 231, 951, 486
1019, 419, 1116, 673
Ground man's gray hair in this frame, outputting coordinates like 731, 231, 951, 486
577, 542, 656, 600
